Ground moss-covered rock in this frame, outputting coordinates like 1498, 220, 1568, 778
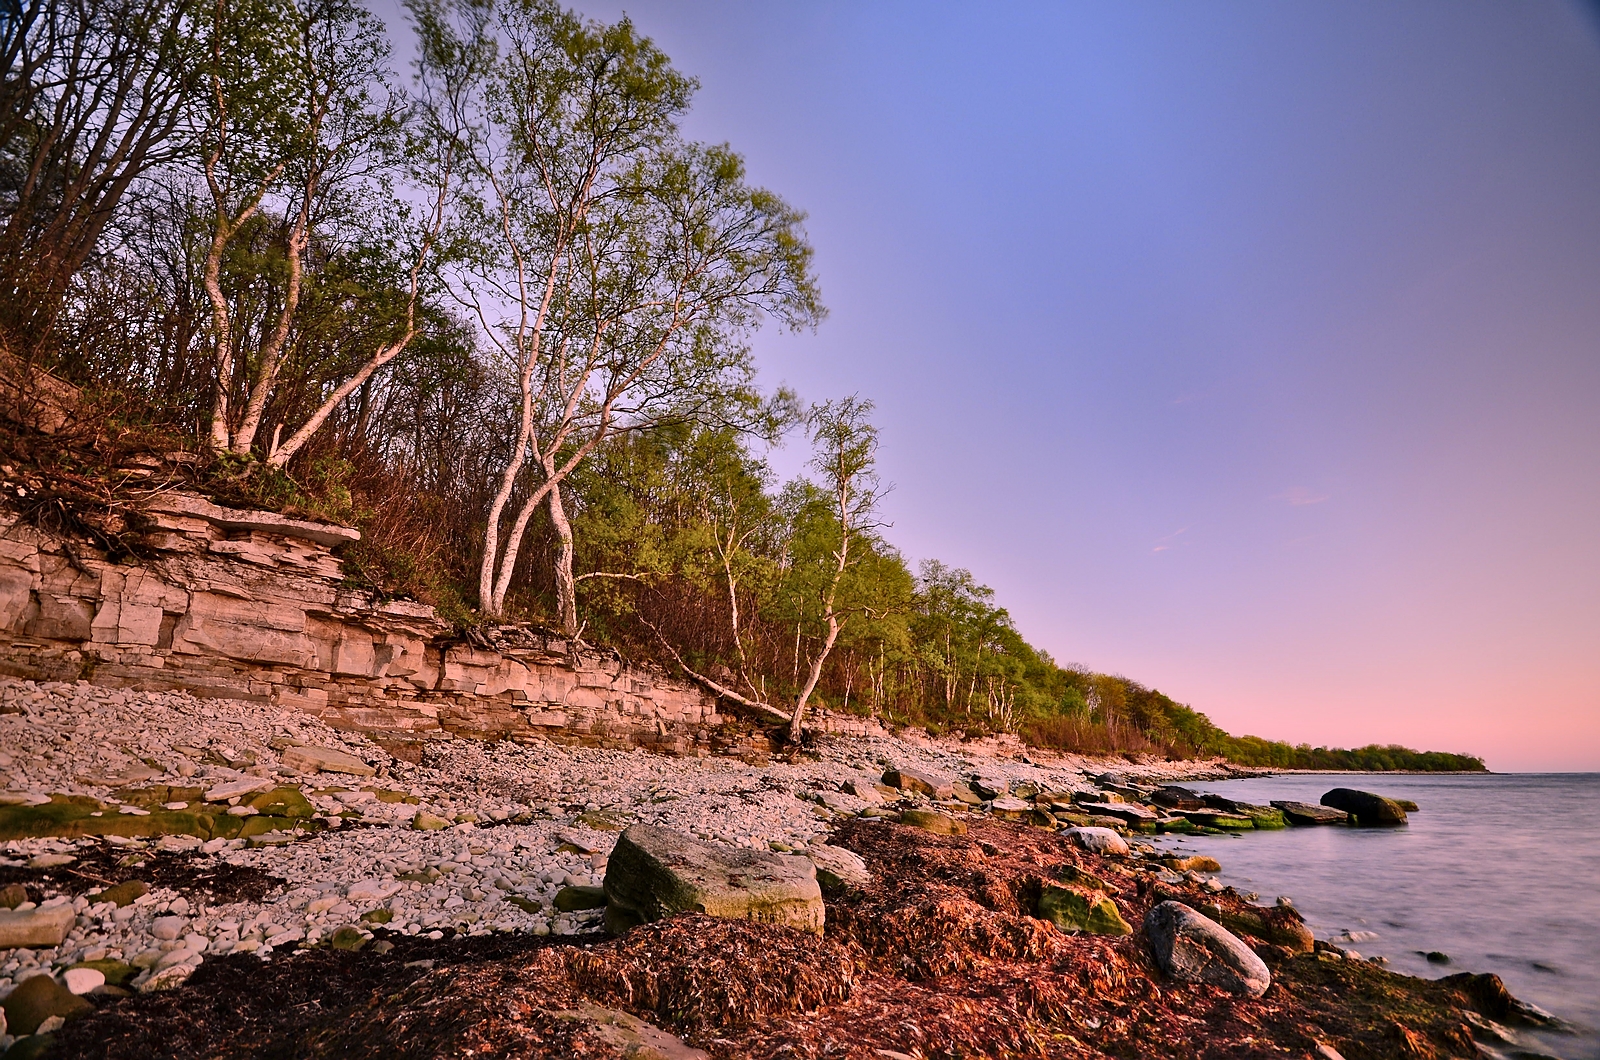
247, 787, 315, 819
111, 785, 204, 810
1036, 884, 1133, 936
97, 880, 149, 907
554, 885, 607, 912
329, 926, 369, 951
1217, 905, 1315, 953
0, 795, 258, 841
1, 973, 93, 1035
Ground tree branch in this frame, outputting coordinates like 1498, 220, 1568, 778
639, 617, 791, 726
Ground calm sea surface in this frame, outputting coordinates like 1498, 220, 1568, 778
1152, 773, 1600, 1059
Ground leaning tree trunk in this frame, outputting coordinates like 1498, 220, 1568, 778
548, 480, 579, 636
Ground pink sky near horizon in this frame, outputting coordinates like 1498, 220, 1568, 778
539, 1, 1600, 770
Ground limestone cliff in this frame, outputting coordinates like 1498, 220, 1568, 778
0, 487, 738, 756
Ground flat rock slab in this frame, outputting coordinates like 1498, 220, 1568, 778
554, 885, 607, 912
0, 903, 76, 949
1152, 786, 1207, 810
603, 825, 824, 935
203, 777, 275, 802
561, 1002, 709, 1060
969, 775, 1011, 800
839, 779, 883, 804
812, 790, 857, 812
1320, 788, 1407, 827
1271, 800, 1349, 825
987, 796, 1033, 819
881, 767, 955, 799
1146, 900, 1272, 998
281, 745, 376, 777
1082, 802, 1158, 823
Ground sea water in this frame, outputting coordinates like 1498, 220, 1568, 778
1153, 773, 1600, 1060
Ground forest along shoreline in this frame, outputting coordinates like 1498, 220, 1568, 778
0, 678, 1562, 1060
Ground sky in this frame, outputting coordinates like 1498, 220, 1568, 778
404, 1, 1600, 770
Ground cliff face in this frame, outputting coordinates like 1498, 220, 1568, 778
0, 488, 745, 757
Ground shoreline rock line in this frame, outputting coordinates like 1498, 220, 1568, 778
0, 677, 1555, 1060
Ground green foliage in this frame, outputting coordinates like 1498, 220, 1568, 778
4, 0, 1483, 772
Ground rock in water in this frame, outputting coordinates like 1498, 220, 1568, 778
1319, 789, 1407, 827
806, 844, 872, 891
1037, 884, 1133, 935
1, 973, 93, 1035
1145, 901, 1272, 998
1270, 801, 1348, 826
1062, 826, 1130, 856
1151, 786, 1207, 811
0, 903, 75, 948
881, 767, 955, 799
602, 824, 824, 936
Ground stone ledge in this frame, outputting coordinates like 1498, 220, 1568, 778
142, 494, 360, 547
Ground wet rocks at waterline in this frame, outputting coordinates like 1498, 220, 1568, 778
1319, 788, 1410, 827
1145, 900, 1273, 998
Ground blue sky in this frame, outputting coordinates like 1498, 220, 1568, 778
397, 1, 1600, 769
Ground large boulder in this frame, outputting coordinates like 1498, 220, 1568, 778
1, 973, 93, 1035
602, 825, 824, 936
1062, 826, 1129, 856
1271, 800, 1348, 825
881, 767, 955, 799
1320, 788, 1407, 827
1145, 901, 1272, 998
0, 903, 75, 949
1037, 884, 1132, 936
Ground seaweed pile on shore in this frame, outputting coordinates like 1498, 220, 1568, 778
31, 814, 1556, 1060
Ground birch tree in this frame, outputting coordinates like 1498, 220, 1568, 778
788, 396, 882, 743
412, 0, 820, 629
198, 0, 411, 457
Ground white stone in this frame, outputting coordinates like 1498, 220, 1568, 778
1063, 826, 1130, 856
151, 915, 188, 940
63, 967, 105, 994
